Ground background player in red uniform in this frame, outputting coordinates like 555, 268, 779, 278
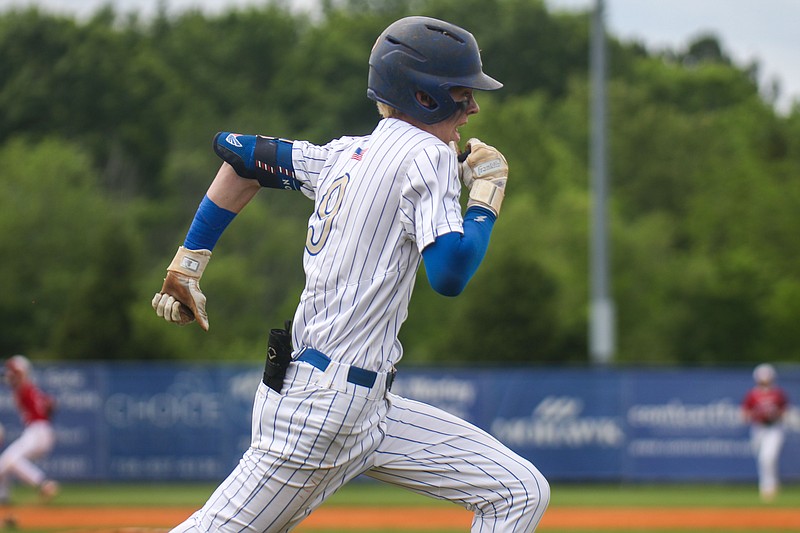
0, 355, 59, 507
741, 363, 790, 502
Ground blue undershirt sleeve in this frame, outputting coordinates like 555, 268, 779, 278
421, 206, 497, 296
183, 195, 237, 251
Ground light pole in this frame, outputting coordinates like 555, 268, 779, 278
589, 0, 615, 365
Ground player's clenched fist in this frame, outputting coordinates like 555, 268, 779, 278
151, 246, 212, 331
459, 138, 508, 216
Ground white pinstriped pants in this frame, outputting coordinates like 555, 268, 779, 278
172, 361, 549, 533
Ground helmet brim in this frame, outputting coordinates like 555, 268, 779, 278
446, 72, 503, 92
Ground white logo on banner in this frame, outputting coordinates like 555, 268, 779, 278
491, 395, 624, 448
627, 399, 743, 429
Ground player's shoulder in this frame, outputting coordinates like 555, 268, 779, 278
376, 119, 453, 163
294, 134, 365, 158
375, 118, 442, 145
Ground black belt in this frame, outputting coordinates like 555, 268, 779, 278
297, 348, 394, 390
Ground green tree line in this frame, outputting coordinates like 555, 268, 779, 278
1, 0, 799, 366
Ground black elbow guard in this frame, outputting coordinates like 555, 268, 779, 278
213, 132, 300, 190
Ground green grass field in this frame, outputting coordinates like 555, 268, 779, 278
4, 481, 799, 533
7, 480, 795, 505
14, 479, 796, 508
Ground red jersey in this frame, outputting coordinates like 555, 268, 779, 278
742, 386, 789, 425
14, 381, 54, 425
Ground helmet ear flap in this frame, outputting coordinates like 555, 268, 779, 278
416, 91, 436, 109
407, 81, 459, 123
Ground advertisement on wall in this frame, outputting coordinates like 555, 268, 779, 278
0, 363, 796, 482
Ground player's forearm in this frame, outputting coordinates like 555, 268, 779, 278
422, 206, 496, 296
207, 162, 261, 213
181, 164, 259, 251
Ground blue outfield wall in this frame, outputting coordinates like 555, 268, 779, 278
0, 363, 797, 483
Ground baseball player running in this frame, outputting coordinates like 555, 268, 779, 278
152, 16, 549, 532
0, 356, 59, 507
741, 363, 790, 502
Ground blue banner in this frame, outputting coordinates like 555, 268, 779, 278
0, 363, 796, 483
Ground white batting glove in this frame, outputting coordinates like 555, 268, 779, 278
458, 138, 508, 216
151, 246, 212, 331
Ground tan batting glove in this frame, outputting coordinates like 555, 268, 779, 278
458, 138, 508, 216
151, 246, 212, 331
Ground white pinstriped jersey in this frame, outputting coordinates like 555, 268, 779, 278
172, 120, 550, 533
289, 118, 463, 373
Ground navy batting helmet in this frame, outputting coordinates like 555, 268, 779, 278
367, 16, 502, 124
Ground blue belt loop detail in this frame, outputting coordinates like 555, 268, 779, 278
297, 348, 378, 388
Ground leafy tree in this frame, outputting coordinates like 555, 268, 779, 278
0, 138, 119, 357
51, 218, 141, 360
268, 10, 390, 140
0, 8, 182, 196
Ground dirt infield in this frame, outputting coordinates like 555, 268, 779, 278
5, 505, 800, 532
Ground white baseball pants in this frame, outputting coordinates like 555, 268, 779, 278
172, 361, 549, 532
751, 423, 785, 497
0, 420, 55, 500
